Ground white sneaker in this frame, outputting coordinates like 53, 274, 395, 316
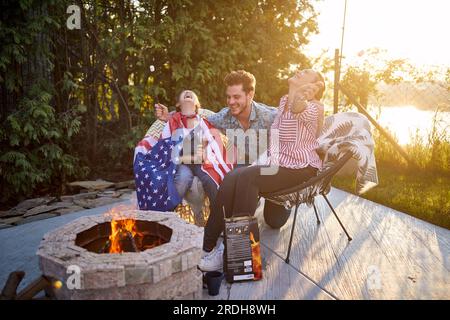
198, 242, 224, 272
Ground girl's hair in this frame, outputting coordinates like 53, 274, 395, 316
175, 90, 201, 113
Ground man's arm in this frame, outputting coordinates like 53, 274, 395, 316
205, 107, 229, 132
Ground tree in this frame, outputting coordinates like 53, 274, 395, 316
74, 0, 320, 168
339, 48, 449, 110
1, 0, 320, 203
0, 0, 86, 203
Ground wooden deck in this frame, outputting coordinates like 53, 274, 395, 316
203, 188, 450, 300
0, 188, 448, 300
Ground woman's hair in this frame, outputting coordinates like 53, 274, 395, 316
224, 70, 256, 94
175, 90, 201, 113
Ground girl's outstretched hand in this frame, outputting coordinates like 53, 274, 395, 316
154, 103, 169, 122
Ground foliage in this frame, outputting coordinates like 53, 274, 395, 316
338, 48, 449, 111
0, 0, 86, 203
334, 47, 450, 228
77, 0, 319, 168
371, 109, 450, 173
0, 81, 87, 202
331, 110, 450, 229
1, 0, 320, 204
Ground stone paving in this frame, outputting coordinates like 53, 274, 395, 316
0, 200, 135, 292
0, 180, 135, 229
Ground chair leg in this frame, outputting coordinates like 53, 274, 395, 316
286, 203, 300, 264
312, 201, 320, 225
322, 194, 352, 241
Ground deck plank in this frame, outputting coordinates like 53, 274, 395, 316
257, 198, 349, 299
227, 245, 334, 300
321, 190, 449, 299
353, 194, 449, 299
258, 188, 450, 299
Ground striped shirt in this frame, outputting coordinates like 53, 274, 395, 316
269, 95, 323, 169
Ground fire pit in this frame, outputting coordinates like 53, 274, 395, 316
37, 207, 203, 300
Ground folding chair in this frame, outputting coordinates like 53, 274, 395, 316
260, 152, 353, 263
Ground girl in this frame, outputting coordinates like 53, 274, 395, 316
135, 90, 233, 213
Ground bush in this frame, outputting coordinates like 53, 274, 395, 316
0, 81, 87, 202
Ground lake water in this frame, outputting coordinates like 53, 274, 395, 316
374, 106, 450, 145
328, 105, 450, 146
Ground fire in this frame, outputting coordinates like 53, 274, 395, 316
109, 218, 141, 253
250, 232, 263, 280
106, 206, 143, 254
104, 205, 168, 253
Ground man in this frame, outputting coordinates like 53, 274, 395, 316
156, 70, 276, 163
155, 70, 292, 270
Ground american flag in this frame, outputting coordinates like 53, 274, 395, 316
133, 137, 182, 211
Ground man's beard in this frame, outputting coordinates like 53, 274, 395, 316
230, 98, 250, 116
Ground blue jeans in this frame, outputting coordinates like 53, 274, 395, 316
174, 164, 218, 207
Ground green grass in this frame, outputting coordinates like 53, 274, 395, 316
332, 162, 450, 230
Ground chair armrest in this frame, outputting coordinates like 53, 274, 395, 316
261, 151, 353, 198
145, 119, 166, 139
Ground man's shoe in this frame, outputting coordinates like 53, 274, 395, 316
198, 242, 224, 272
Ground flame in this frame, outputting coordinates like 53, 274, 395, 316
103, 205, 167, 253
109, 218, 140, 253
106, 206, 143, 254
250, 232, 263, 280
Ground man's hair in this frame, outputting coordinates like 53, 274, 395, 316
224, 70, 256, 94
315, 71, 325, 100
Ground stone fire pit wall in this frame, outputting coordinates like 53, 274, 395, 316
37, 210, 203, 300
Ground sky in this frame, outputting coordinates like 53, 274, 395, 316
305, 0, 450, 67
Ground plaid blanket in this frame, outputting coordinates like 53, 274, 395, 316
318, 112, 378, 194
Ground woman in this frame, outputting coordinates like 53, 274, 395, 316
198, 69, 325, 272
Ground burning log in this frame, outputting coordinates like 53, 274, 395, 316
109, 218, 140, 253
90, 215, 170, 254
118, 230, 138, 252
